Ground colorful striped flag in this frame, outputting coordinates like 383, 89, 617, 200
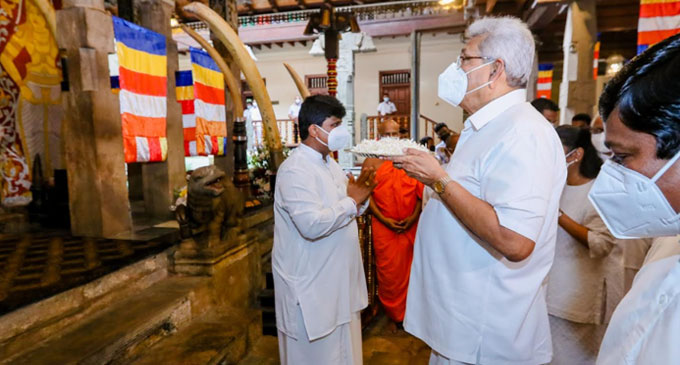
176, 70, 197, 156
190, 47, 227, 156
593, 39, 600, 79
637, 0, 680, 54
536, 63, 554, 99
113, 17, 168, 163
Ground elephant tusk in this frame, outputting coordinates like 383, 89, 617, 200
183, 2, 284, 170
180, 24, 244, 118
283, 63, 311, 99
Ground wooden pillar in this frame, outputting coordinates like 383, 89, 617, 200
210, 0, 238, 178
134, 0, 186, 219
410, 31, 421, 140
558, 0, 598, 125
56, 0, 132, 237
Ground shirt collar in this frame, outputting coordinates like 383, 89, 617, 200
466, 89, 527, 131
298, 143, 329, 163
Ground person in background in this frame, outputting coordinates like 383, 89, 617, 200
273, 95, 377, 365
419, 136, 435, 152
364, 119, 423, 333
547, 126, 621, 364
394, 16, 566, 365
572, 113, 592, 129
433, 123, 453, 164
590, 114, 652, 291
590, 33, 680, 364
288, 96, 302, 143
399, 127, 409, 139
531, 97, 559, 126
589, 115, 613, 161
377, 93, 397, 116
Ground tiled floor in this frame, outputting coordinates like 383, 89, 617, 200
240, 313, 431, 365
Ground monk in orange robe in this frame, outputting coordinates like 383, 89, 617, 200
364, 120, 423, 329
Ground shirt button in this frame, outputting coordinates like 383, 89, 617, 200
659, 294, 668, 305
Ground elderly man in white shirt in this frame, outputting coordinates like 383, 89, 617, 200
273, 95, 377, 365
587, 34, 680, 365
394, 17, 566, 364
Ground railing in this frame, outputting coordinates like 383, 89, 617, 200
366, 114, 410, 140
252, 119, 300, 148
420, 114, 439, 139
235, 0, 457, 28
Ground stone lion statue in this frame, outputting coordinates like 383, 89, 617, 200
175, 165, 244, 240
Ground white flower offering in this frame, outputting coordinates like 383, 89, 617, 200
350, 137, 429, 158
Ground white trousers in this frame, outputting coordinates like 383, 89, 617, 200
278, 306, 362, 365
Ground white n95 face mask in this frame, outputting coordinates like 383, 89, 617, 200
588, 150, 680, 239
316, 124, 351, 152
437, 59, 495, 107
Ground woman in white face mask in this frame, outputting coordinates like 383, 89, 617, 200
547, 126, 622, 365
590, 33, 680, 365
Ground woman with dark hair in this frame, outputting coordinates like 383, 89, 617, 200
591, 33, 680, 364
546, 126, 621, 364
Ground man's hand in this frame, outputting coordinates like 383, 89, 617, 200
399, 214, 418, 230
347, 166, 377, 205
393, 148, 447, 186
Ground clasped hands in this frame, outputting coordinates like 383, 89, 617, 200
347, 165, 377, 206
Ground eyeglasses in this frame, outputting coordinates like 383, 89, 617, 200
456, 55, 494, 68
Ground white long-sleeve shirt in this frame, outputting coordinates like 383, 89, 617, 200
272, 144, 368, 341
597, 254, 680, 364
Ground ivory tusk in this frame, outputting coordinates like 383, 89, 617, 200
34, 0, 57, 44
180, 24, 244, 118
283, 63, 311, 99
183, 2, 284, 169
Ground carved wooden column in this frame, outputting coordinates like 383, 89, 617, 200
558, 0, 598, 125
56, 0, 132, 237
134, 0, 186, 219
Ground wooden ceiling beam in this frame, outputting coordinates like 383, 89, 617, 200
268, 0, 279, 12
486, 0, 497, 13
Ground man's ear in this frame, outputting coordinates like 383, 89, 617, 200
489, 59, 504, 82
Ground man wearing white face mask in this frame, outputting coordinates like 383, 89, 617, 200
393, 16, 566, 364
377, 93, 397, 116
589, 34, 680, 365
273, 95, 377, 364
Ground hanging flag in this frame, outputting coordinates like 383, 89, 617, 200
176, 70, 198, 157
536, 63, 553, 100
593, 38, 600, 79
113, 17, 168, 163
637, 0, 680, 54
190, 47, 227, 156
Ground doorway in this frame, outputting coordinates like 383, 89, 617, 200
379, 70, 411, 116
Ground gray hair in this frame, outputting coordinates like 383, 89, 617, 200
465, 16, 535, 88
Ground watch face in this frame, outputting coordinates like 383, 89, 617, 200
433, 181, 443, 194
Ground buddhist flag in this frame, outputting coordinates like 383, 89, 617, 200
113, 17, 168, 163
536, 63, 553, 99
176, 70, 197, 156
593, 39, 600, 79
637, 0, 680, 53
190, 47, 227, 156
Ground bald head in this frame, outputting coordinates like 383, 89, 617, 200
378, 120, 400, 139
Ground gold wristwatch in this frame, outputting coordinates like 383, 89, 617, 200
432, 175, 453, 195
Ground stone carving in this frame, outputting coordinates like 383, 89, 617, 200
175, 165, 244, 241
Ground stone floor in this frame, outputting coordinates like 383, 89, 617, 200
240, 312, 431, 364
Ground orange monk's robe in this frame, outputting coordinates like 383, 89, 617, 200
371, 161, 424, 322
